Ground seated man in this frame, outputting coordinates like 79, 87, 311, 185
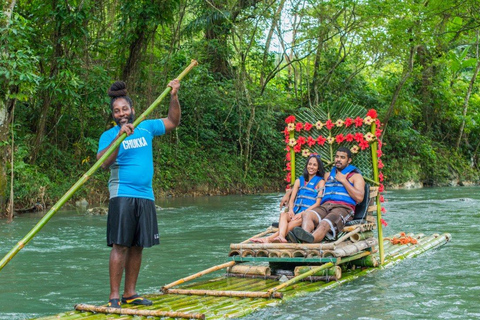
292, 147, 365, 243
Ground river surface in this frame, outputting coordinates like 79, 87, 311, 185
0, 187, 479, 319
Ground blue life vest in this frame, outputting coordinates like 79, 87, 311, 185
321, 165, 359, 206
293, 175, 323, 213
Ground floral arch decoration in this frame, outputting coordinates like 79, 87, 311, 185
283, 104, 387, 226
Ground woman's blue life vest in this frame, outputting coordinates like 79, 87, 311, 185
293, 175, 324, 214
320, 165, 360, 207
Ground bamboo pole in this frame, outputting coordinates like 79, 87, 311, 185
165, 288, 283, 299
350, 231, 374, 242
370, 120, 384, 264
294, 265, 341, 278
74, 304, 205, 319
289, 130, 295, 188
227, 265, 271, 276
162, 260, 236, 291
333, 227, 362, 245
267, 262, 334, 296
0, 60, 198, 272
333, 238, 377, 257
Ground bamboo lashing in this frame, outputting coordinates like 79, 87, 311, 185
0, 60, 199, 272
162, 261, 236, 292
74, 304, 205, 319
267, 262, 334, 296
165, 288, 283, 299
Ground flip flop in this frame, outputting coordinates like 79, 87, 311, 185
121, 294, 152, 306
293, 227, 314, 243
286, 231, 300, 243
107, 298, 121, 308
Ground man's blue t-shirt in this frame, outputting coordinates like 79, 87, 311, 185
97, 120, 166, 200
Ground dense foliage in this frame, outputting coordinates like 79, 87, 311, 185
1, 0, 480, 214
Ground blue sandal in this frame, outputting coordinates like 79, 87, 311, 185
121, 294, 152, 306
107, 298, 121, 308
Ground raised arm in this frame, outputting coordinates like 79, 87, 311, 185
162, 79, 181, 133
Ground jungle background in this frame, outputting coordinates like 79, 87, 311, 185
1, 0, 480, 217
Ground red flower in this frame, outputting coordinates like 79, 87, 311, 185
285, 115, 296, 123
335, 134, 345, 143
375, 128, 382, 138
377, 149, 383, 158
375, 119, 381, 126
381, 207, 387, 214
285, 172, 291, 183
344, 117, 354, 127
354, 116, 364, 127
366, 109, 377, 119
297, 136, 306, 146
379, 183, 384, 192
378, 140, 383, 149
285, 153, 291, 161
344, 133, 354, 142
285, 184, 291, 190
380, 195, 385, 203
359, 140, 370, 150
317, 135, 327, 146
381, 218, 388, 227
285, 136, 290, 144
293, 145, 301, 153
354, 132, 364, 143
286, 162, 291, 171
283, 127, 289, 136
304, 122, 313, 131
379, 172, 384, 182
307, 136, 316, 147
378, 159, 384, 169
325, 119, 334, 130
295, 122, 303, 132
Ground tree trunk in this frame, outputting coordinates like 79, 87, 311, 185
260, 0, 286, 87
381, 45, 417, 138
455, 31, 480, 150
1, 0, 17, 218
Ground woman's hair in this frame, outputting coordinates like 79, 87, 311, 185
302, 154, 325, 182
108, 81, 133, 110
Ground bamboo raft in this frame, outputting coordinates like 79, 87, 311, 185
31, 105, 451, 319
35, 232, 451, 320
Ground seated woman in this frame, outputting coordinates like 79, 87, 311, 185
251, 154, 326, 243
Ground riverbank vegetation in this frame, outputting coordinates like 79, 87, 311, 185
1, 0, 480, 215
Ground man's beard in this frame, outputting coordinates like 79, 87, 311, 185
114, 113, 135, 126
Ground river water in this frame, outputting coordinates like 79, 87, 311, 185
0, 187, 479, 319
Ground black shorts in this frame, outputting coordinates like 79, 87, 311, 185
107, 197, 160, 248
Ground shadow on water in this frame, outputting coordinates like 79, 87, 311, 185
1, 188, 480, 319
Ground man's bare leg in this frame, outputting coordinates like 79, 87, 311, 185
123, 246, 143, 298
109, 244, 128, 300
312, 220, 331, 243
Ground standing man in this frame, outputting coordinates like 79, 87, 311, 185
292, 147, 365, 243
97, 79, 181, 308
